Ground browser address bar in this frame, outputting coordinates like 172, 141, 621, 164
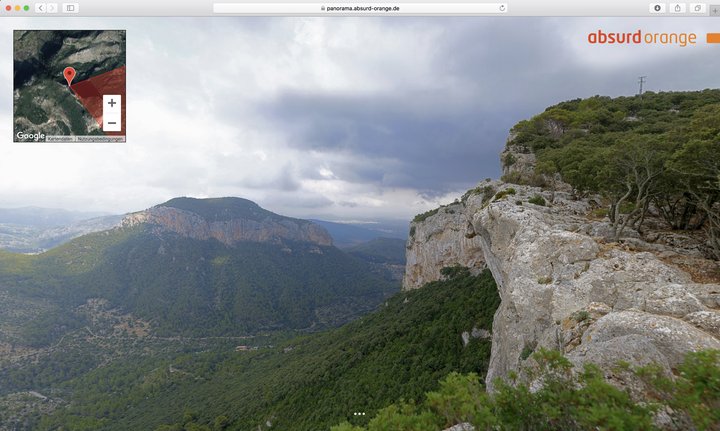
213, 3, 508, 14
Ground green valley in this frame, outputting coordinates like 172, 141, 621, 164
34, 268, 499, 431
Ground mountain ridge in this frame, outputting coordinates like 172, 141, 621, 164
122, 197, 333, 247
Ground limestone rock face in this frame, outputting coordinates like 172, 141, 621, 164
122, 205, 332, 247
404, 202, 486, 290
403, 182, 720, 391
471, 187, 720, 388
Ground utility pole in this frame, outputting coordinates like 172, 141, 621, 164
638, 76, 647, 98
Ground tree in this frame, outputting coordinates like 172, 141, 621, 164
546, 134, 673, 240
669, 138, 720, 259
535, 159, 559, 203
603, 134, 672, 240
425, 372, 496, 429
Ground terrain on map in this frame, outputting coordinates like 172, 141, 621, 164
13, 30, 126, 141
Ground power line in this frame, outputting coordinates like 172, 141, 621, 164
638, 76, 647, 97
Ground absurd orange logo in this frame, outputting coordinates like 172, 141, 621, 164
587, 29, 698, 47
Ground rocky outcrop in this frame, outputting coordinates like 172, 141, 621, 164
476, 186, 720, 388
443, 424, 474, 431
403, 182, 720, 392
122, 205, 332, 247
404, 202, 486, 290
500, 142, 536, 182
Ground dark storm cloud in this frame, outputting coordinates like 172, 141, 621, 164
258, 17, 720, 198
262, 90, 512, 193
256, 18, 592, 195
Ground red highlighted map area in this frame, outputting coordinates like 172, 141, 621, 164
70, 65, 126, 136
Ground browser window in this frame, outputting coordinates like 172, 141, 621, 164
1, 1, 719, 430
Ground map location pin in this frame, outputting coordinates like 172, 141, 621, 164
63, 67, 76, 86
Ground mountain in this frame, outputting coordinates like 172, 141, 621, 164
0, 197, 397, 344
0, 204, 410, 255
125, 197, 333, 246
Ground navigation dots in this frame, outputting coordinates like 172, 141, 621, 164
63, 67, 76, 86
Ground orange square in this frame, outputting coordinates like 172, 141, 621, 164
707, 33, 720, 43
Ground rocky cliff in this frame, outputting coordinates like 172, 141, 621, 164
122, 198, 333, 247
404, 177, 720, 393
404, 202, 486, 290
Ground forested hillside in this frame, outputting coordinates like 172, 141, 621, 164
34, 268, 499, 431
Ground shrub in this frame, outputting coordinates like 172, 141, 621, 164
619, 201, 636, 214
461, 185, 496, 205
502, 152, 517, 168
526, 174, 549, 188
501, 172, 524, 185
481, 187, 496, 205
591, 208, 609, 218
440, 266, 471, 280
520, 345, 534, 361
575, 310, 590, 322
636, 349, 720, 430
537, 276, 552, 284
528, 195, 546, 206
494, 188, 517, 201
413, 208, 440, 223
366, 403, 440, 431
334, 349, 720, 431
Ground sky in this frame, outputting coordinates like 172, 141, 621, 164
0, 17, 719, 222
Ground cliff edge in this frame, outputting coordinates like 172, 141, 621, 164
405, 147, 719, 396
406, 181, 720, 390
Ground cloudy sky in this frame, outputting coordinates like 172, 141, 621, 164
1, 17, 718, 221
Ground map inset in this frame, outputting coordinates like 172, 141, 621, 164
13, 30, 126, 143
